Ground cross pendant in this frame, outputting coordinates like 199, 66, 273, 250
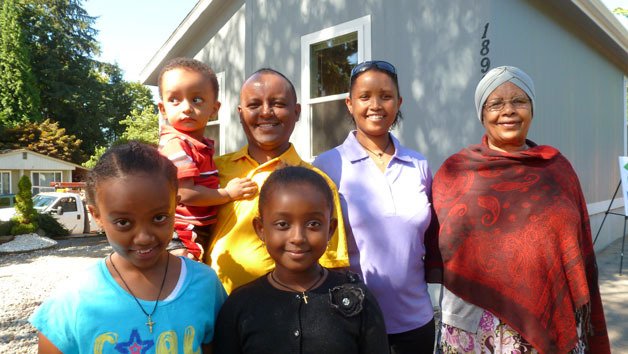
302, 292, 308, 304
146, 315, 155, 333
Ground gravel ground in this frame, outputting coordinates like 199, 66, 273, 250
1, 234, 624, 353
0, 235, 111, 353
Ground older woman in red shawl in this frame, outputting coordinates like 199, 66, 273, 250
432, 66, 610, 353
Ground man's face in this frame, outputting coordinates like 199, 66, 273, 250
238, 72, 300, 159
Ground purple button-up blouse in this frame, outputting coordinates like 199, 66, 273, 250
314, 131, 434, 334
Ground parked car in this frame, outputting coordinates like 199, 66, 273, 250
0, 192, 98, 235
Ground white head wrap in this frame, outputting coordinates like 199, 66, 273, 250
474, 66, 535, 122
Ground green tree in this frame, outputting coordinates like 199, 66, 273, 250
0, 0, 156, 158
15, 0, 155, 156
0, 0, 41, 126
0, 119, 84, 163
82, 145, 107, 169
19, 0, 102, 151
613, 8, 628, 17
119, 107, 160, 144
83, 107, 159, 168
95, 64, 156, 142
11, 175, 38, 235
28, 119, 84, 162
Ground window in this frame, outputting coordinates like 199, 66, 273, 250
301, 15, 371, 158
0, 172, 10, 195
0, 172, 11, 207
204, 71, 226, 155
57, 197, 78, 212
31, 171, 62, 195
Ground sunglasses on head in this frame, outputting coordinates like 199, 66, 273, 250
350, 60, 397, 79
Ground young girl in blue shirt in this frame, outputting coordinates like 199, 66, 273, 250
30, 142, 226, 353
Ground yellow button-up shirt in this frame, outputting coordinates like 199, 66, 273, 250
208, 144, 349, 293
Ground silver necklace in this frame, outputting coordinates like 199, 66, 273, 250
109, 253, 169, 333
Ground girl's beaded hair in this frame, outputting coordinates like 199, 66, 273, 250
86, 142, 178, 206
258, 166, 334, 218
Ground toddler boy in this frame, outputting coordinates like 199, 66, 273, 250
158, 58, 257, 260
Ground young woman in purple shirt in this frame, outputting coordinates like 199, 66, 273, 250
313, 60, 439, 354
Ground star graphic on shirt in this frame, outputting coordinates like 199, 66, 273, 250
114, 329, 154, 354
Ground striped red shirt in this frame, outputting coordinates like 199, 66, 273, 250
159, 125, 219, 227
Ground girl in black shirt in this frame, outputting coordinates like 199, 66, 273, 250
214, 166, 389, 354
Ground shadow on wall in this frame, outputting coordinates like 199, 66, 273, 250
190, 0, 489, 166
396, 0, 485, 167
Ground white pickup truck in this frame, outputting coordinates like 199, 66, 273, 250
0, 192, 98, 235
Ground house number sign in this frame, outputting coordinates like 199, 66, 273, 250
480, 22, 490, 73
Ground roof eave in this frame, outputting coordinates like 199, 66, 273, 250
0, 149, 87, 170
139, 0, 219, 86
140, 0, 628, 85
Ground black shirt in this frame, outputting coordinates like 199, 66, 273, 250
214, 269, 389, 354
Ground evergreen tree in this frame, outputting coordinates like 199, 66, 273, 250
82, 106, 159, 168
17, 0, 157, 156
28, 119, 84, 162
20, 0, 102, 150
0, 0, 156, 159
11, 175, 38, 235
94, 63, 156, 143
0, 0, 41, 126
0, 119, 84, 163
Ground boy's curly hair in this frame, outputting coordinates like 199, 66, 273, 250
158, 57, 219, 99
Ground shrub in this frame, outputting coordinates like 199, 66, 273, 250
10, 222, 37, 235
14, 176, 37, 224
12, 176, 38, 234
37, 213, 70, 237
0, 220, 14, 236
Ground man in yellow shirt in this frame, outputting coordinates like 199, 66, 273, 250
208, 68, 349, 293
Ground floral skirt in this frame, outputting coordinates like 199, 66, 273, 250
438, 309, 586, 354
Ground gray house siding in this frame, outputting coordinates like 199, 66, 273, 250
195, 0, 247, 153
242, 0, 626, 199
239, 0, 489, 161
488, 0, 625, 204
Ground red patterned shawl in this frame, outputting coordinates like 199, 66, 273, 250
432, 136, 610, 354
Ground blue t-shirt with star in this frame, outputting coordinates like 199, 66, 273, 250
30, 257, 226, 353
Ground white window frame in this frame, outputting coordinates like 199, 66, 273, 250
624, 75, 627, 156
299, 15, 372, 159
0, 171, 11, 195
31, 171, 62, 195
207, 71, 227, 155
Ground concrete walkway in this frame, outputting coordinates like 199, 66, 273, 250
597, 236, 628, 353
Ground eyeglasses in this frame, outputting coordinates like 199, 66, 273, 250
483, 96, 531, 112
350, 60, 397, 80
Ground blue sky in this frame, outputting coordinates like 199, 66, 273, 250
83, 0, 197, 82
86, 0, 626, 84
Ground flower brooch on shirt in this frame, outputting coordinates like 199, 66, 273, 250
329, 281, 365, 317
